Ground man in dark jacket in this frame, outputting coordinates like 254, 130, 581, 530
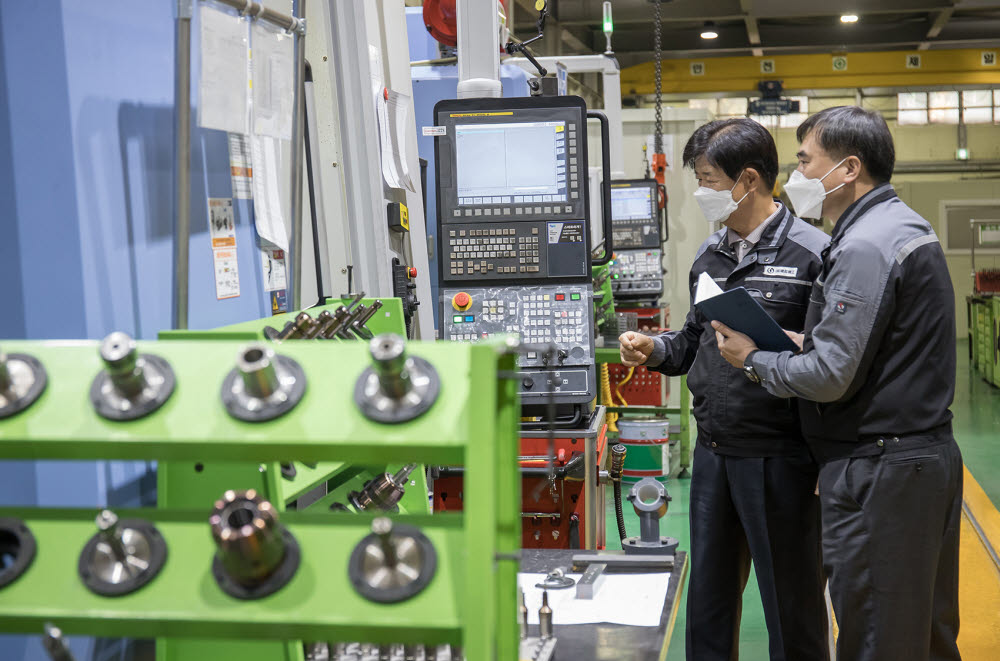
620, 118, 830, 661
715, 106, 962, 661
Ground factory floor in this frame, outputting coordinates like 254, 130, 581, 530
605, 340, 1000, 660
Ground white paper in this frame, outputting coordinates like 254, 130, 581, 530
261, 247, 287, 292
252, 21, 294, 140
517, 572, 671, 627
250, 135, 289, 251
198, 5, 248, 135
228, 133, 253, 198
694, 271, 724, 304
376, 89, 416, 192
212, 247, 240, 299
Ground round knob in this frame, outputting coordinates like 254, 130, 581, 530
452, 292, 472, 311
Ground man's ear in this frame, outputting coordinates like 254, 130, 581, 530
743, 167, 761, 194
843, 155, 863, 184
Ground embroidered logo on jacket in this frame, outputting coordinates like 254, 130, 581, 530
763, 265, 798, 277
836, 302, 847, 314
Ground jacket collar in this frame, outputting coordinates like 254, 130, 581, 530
830, 183, 897, 243
714, 202, 793, 268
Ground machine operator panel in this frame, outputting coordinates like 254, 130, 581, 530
610, 180, 660, 250
434, 97, 591, 284
609, 179, 663, 301
442, 285, 594, 401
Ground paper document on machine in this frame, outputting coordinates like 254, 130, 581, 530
250, 135, 289, 251
251, 20, 294, 140
517, 572, 670, 627
198, 4, 249, 135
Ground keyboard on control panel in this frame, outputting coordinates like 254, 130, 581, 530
447, 227, 541, 276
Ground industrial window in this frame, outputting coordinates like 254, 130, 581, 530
897, 90, 999, 125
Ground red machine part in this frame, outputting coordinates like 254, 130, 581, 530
607, 364, 667, 407
423, 0, 508, 50
432, 424, 608, 550
611, 307, 670, 406
651, 152, 667, 186
423, 0, 457, 47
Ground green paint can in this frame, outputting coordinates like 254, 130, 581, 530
617, 418, 670, 485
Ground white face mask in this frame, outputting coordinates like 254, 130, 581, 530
693, 170, 749, 223
783, 158, 848, 220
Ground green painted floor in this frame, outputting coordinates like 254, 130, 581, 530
603, 339, 1000, 661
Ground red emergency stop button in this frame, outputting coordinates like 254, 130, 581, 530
452, 291, 472, 311
407, 267, 417, 279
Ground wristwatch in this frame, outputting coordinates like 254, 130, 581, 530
743, 350, 761, 384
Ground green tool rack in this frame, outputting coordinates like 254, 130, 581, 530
0, 337, 522, 659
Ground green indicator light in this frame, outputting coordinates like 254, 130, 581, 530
453, 315, 462, 323
571, 293, 581, 300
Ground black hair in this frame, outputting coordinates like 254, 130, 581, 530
796, 106, 895, 184
682, 118, 779, 189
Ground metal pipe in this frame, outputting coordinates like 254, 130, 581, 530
303, 61, 331, 304
584, 432, 597, 550
289, 0, 307, 310
173, 0, 193, 329
206, 0, 303, 33
456, 0, 502, 98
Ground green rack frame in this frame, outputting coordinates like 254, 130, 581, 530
0, 338, 521, 659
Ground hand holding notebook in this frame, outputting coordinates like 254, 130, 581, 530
693, 272, 799, 353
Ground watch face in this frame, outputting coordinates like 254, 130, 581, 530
743, 366, 760, 383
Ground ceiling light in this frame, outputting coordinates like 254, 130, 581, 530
840, 14, 859, 23
700, 21, 718, 39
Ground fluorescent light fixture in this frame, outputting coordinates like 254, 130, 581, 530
700, 21, 718, 39
840, 14, 859, 23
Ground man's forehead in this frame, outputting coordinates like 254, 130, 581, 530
693, 154, 720, 173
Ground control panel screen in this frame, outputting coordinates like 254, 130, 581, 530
455, 122, 568, 204
611, 186, 654, 221
610, 180, 660, 250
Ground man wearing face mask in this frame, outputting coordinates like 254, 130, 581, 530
619, 118, 830, 661
714, 106, 962, 661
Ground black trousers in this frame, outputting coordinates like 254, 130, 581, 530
686, 444, 829, 661
818, 437, 963, 661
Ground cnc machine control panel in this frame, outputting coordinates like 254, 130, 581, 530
608, 180, 663, 301
433, 96, 597, 406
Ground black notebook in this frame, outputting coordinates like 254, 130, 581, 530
693, 274, 799, 354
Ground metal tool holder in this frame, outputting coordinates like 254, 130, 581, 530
0, 337, 522, 659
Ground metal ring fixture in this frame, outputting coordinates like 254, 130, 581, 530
0, 351, 47, 420
220, 345, 307, 422
210, 490, 300, 600
89, 332, 176, 421
535, 566, 576, 590
77, 510, 167, 597
0, 517, 37, 589
348, 517, 437, 604
354, 334, 440, 424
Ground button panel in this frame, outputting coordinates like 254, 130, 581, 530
441, 285, 593, 369
610, 249, 663, 297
